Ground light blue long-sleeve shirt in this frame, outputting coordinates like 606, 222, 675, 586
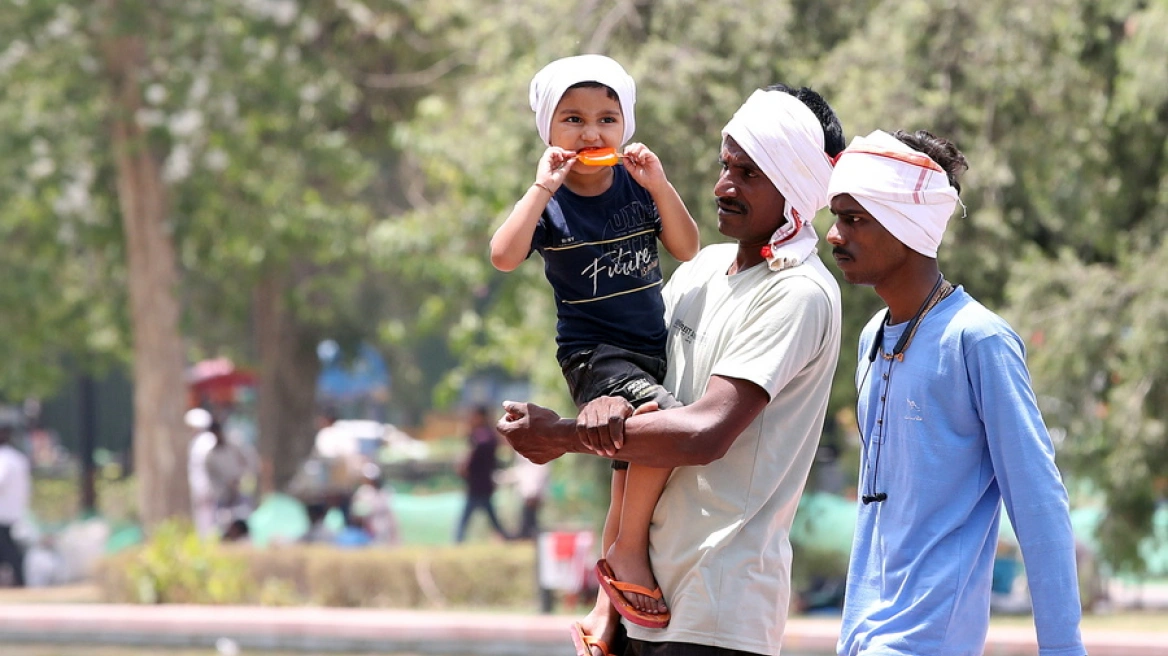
838, 287, 1085, 656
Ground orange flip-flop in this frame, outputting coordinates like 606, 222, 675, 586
571, 621, 612, 656
595, 558, 670, 629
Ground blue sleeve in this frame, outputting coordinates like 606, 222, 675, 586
966, 329, 1086, 656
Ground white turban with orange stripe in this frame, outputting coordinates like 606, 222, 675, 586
827, 130, 960, 258
529, 54, 637, 147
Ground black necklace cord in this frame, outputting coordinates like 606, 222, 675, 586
869, 273, 953, 363
859, 273, 955, 504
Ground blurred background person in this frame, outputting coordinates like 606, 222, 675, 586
454, 406, 511, 543
334, 510, 373, 548
0, 425, 30, 587
351, 463, 399, 545
185, 408, 218, 538
221, 517, 251, 543
203, 419, 257, 534
510, 453, 551, 541
299, 503, 336, 544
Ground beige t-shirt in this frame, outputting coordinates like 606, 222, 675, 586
625, 244, 841, 655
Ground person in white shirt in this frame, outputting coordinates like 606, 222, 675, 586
511, 454, 551, 540
0, 426, 31, 587
351, 463, 399, 545
185, 408, 218, 538
203, 420, 256, 529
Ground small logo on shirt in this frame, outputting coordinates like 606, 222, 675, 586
904, 398, 923, 422
671, 319, 696, 344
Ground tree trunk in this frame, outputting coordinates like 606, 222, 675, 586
101, 28, 191, 526
253, 274, 322, 493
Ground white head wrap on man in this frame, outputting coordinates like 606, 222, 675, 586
827, 130, 961, 258
722, 89, 834, 271
529, 54, 636, 147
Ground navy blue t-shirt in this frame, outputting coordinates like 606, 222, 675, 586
530, 166, 667, 364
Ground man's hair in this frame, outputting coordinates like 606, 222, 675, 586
764, 83, 846, 158
892, 129, 969, 193
567, 80, 620, 102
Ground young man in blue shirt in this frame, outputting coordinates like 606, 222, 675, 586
826, 129, 1085, 656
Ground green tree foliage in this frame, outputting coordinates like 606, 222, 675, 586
997, 0, 1168, 574
0, 0, 430, 516
0, 1, 198, 523
0, 2, 130, 394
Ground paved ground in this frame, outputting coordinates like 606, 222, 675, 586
0, 600, 1167, 656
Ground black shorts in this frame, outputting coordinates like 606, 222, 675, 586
561, 344, 681, 470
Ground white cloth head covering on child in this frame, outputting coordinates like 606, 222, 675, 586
827, 130, 961, 258
529, 54, 637, 147
722, 89, 834, 271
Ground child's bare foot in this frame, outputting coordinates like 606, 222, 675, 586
604, 543, 668, 615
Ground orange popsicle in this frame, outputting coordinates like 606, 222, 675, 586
576, 147, 621, 167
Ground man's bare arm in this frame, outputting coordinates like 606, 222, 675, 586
498, 375, 769, 468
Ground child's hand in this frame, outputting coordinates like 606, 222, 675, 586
621, 142, 667, 192
536, 146, 577, 193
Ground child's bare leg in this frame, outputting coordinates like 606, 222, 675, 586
604, 462, 671, 614
601, 466, 626, 552
577, 468, 627, 656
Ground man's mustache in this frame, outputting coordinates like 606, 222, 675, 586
716, 198, 746, 213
